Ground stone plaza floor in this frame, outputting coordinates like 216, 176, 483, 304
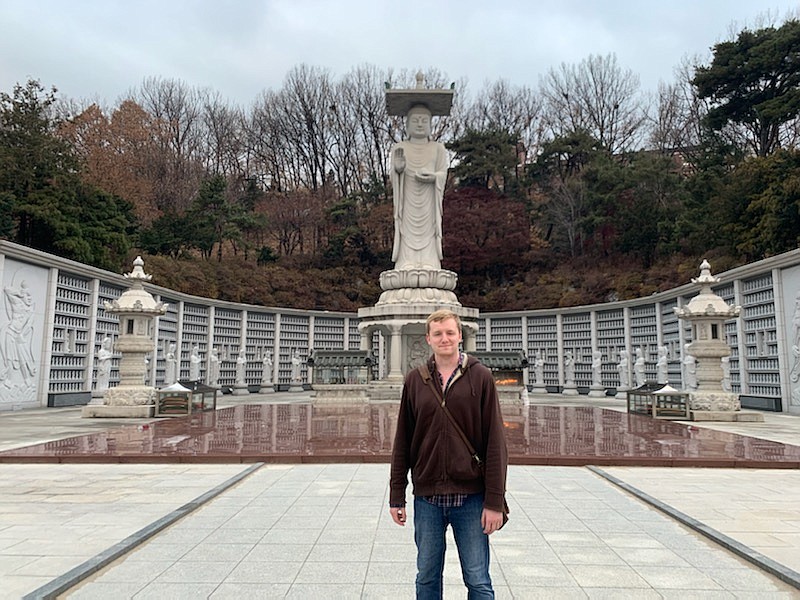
0, 391, 799, 598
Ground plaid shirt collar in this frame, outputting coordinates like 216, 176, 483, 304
434, 352, 464, 394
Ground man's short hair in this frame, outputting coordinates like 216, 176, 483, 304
426, 309, 462, 334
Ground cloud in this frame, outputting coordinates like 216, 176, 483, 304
1, 0, 797, 106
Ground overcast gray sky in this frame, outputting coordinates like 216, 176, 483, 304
1, 0, 797, 107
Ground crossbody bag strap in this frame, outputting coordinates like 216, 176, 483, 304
417, 364, 483, 468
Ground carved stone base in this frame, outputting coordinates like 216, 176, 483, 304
380, 269, 457, 291
103, 385, 156, 406
376, 268, 460, 306
288, 383, 304, 393
232, 385, 249, 396
259, 384, 275, 394
562, 384, 579, 396
688, 391, 741, 412
377, 287, 461, 306
588, 384, 605, 397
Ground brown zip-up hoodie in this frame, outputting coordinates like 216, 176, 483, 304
389, 355, 508, 513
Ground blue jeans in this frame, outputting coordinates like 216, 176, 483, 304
413, 493, 493, 599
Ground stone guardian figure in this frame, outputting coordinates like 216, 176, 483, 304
291, 349, 302, 383
236, 348, 247, 387
164, 342, 177, 385
656, 345, 669, 384
564, 350, 575, 385
208, 347, 220, 387
95, 336, 113, 394
633, 347, 646, 387
617, 349, 630, 390
533, 350, 544, 385
261, 350, 273, 386
189, 344, 201, 381
591, 350, 602, 386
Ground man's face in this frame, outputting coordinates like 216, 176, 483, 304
426, 318, 462, 359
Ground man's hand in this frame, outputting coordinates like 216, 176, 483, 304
481, 508, 503, 535
390, 506, 406, 526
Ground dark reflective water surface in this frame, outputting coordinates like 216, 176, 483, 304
1, 403, 798, 466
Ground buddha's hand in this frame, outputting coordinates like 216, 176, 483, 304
393, 148, 406, 172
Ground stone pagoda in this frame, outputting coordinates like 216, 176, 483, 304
357, 73, 478, 396
674, 260, 761, 421
82, 257, 168, 418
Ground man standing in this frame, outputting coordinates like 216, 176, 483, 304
390, 309, 508, 599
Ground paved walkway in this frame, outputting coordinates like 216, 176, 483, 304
0, 395, 798, 598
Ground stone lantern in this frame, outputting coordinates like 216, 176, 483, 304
674, 260, 754, 420
82, 257, 168, 418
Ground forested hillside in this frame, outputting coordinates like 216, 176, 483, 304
2, 19, 799, 311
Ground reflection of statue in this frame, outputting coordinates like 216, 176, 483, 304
96, 336, 113, 393
682, 344, 697, 391
291, 349, 302, 383
390, 104, 449, 270
533, 350, 544, 385
656, 345, 668, 384
261, 349, 273, 386
164, 342, 177, 385
634, 347, 646, 387
617, 349, 630, 389
721, 356, 731, 392
189, 344, 201, 381
591, 350, 602, 385
564, 351, 575, 385
236, 348, 247, 386
2, 281, 36, 385
208, 348, 220, 387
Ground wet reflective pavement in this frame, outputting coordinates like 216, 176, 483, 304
1, 402, 799, 466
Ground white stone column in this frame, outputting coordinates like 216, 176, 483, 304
39, 267, 59, 407
616, 307, 632, 399
520, 316, 529, 388
588, 311, 605, 397
387, 323, 404, 382
556, 314, 565, 390
274, 313, 282, 386
87, 278, 103, 402
771, 268, 790, 404
233, 309, 249, 395
732, 281, 747, 395
175, 300, 185, 382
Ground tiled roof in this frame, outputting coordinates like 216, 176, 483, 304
469, 351, 528, 370
307, 350, 375, 368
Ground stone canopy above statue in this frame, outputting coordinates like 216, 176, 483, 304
385, 72, 454, 117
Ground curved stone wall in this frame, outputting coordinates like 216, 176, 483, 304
1, 240, 798, 414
